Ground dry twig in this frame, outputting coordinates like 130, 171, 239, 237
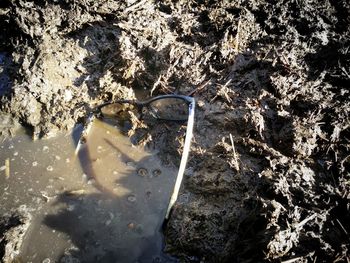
187, 78, 211, 96
236, 19, 241, 52
210, 79, 232, 103
5, 158, 10, 179
123, 0, 149, 13
229, 134, 240, 172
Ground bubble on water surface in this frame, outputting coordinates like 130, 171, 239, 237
43, 146, 49, 153
97, 145, 103, 153
127, 194, 137, 202
152, 256, 161, 263
152, 169, 161, 177
137, 168, 148, 177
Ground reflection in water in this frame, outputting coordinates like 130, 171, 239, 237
0, 118, 179, 262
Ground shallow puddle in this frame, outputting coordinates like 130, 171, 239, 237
0, 119, 178, 262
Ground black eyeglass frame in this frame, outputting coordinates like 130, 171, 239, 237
91, 94, 194, 122
75, 94, 195, 221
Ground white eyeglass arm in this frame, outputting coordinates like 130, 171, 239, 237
165, 100, 195, 220
75, 99, 195, 221
74, 113, 95, 156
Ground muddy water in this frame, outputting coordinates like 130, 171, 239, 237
0, 119, 178, 262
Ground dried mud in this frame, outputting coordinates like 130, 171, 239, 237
0, 0, 349, 262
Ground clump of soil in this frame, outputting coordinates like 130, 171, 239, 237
0, 0, 349, 262
0, 206, 32, 263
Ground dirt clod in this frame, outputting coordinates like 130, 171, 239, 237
0, 206, 32, 263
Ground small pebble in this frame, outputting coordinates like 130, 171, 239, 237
46, 166, 53, 172
32, 161, 38, 167
13, 152, 18, 156
87, 179, 96, 185
197, 100, 205, 108
82, 173, 87, 179
67, 205, 75, 211
42, 258, 50, 263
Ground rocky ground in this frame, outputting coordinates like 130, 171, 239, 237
0, 0, 349, 262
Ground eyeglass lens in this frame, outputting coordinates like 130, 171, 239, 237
100, 103, 134, 118
100, 98, 189, 121
148, 98, 189, 121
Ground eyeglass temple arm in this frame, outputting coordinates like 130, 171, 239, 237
75, 97, 195, 220
74, 112, 95, 156
165, 100, 195, 220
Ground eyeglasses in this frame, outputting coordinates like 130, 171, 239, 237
97, 94, 193, 121
75, 95, 195, 220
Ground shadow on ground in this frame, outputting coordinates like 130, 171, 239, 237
42, 117, 183, 262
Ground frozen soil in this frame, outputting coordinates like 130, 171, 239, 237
0, 0, 349, 262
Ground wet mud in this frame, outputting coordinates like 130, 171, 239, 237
1, 0, 349, 262
0, 121, 178, 262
